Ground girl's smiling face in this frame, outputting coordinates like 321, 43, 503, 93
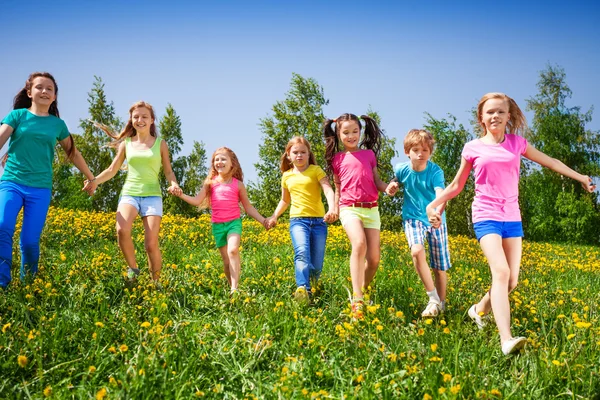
481, 98, 510, 135
288, 143, 309, 170
214, 152, 232, 176
28, 76, 56, 108
131, 107, 154, 134
339, 120, 360, 151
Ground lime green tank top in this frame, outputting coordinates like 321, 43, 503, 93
121, 137, 163, 197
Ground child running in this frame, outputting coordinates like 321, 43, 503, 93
0, 72, 95, 288
174, 147, 267, 294
265, 136, 337, 303
83, 101, 182, 286
426, 92, 596, 355
387, 129, 451, 318
323, 113, 395, 318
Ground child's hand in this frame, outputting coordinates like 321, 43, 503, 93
264, 216, 277, 229
168, 183, 183, 197
323, 210, 338, 223
426, 205, 441, 226
430, 214, 442, 229
385, 181, 399, 196
83, 179, 97, 196
581, 175, 597, 193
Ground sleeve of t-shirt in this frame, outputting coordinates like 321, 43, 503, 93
332, 153, 340, 175
517, 135, 528, 155
368, 150, 376, 169
281, 172, 288, 191
393, 163, 403, 182
461, 141, 474, 163
315, 165, 326, 181
1, 109, 21, 129
57, 119, 70, 141
432, 164, 445, 190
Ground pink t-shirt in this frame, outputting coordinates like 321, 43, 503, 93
332, 149, 379, 207
461, 134, 528, 223
210, 177, 241, 223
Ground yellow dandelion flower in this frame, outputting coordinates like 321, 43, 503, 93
95, 322, 104, 328
575, 321, 591, 329
119, 344, 128, 352
423, 394, 432, 400
141, 322, 151, 328
108, 346, 116, 353
443, 373, 452, 382
17, 355, 28, 368
438, 387, 446, 394
355, 374, 364, 383
443, 327, 451, 334
567, 334, 576, 340
2, 323, 10, 333
89, 366, 97, 373
376, 325, 383, 331
96, 388, 107, 400
450, 384, 461, 394
489, 388, 502, 396
552, 360, 561, 366
430, 343, 438, 352
396, 311, 404, 318
43, 386, 52, 397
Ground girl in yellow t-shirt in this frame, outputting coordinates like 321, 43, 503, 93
265, 137, 337, 302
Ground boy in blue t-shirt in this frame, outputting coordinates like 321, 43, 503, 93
386, 129, 451, 317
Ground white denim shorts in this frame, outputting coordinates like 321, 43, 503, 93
118, 195, 163, 217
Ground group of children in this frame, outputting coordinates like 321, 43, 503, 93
0, 72, 596, 356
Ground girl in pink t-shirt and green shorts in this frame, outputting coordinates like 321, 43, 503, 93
427, 93, 595, 355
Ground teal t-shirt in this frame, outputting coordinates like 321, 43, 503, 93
1, 109, 70, 189
394, 160, 446, 226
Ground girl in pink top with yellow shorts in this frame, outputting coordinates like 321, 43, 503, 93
427, 93, 595, 355
175, 147, 267, 294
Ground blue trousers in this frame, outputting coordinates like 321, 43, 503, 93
0, 181, 51, 288
289, 217, 327, 291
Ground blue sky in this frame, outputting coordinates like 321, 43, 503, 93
2, 0, 599, 183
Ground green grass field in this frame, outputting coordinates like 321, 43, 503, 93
1, 208, 599, 399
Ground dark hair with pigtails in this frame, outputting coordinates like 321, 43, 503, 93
323, 113, 384, 175
13, 72, 76, 160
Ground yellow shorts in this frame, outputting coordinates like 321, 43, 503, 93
339, 206, 381, 230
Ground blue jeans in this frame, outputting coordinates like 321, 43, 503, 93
289, 217, 327, 291
0, 181, 52, 288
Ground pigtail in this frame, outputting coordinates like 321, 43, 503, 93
323, 118, 339, 176
89, 120, 123, 148
360, 115, 383, 158
506, 97, 528, 136
280, 152, 294, 172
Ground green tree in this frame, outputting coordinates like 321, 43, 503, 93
424, 113, 475, 236
157, 104, 185, 216
249, 73, 328, 215
178, 141, 208, 217
75, 76, 124, 212
521, 64, 600, 244
52, 135, 94, 211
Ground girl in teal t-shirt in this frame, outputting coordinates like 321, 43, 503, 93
0, 72, 95, 288
83, 101, 181, 286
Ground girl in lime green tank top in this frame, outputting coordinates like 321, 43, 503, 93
83, 101, 182, 286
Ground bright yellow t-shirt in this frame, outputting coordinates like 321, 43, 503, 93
282, 164, 327, 218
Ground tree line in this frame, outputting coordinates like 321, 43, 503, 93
52, 65, 600, 245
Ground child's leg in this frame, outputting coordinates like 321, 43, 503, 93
116, 203, 139, 271
225, 233, 241, 291
308, 219, 327, 286
477, 234, 514, 343
428, 223, 451, 303
343, 218, 368, 299
217, 245, 232, 287
411, 244, 435, 292
19, 186, 51, 280
289, 218, 312, 290
363, 228, 380, 291
433, 270, 447, 302
142, 216, 162, 281
0, 182, 24, 288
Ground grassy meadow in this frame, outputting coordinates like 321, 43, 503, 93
1, 207, 599, 399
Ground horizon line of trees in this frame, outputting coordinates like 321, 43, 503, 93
48, 65, 599, 245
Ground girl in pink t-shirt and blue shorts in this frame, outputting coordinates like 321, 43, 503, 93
427, 93, 595, 355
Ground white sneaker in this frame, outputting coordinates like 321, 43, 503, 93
501, 337, 527, 355
468, 304, 486, 329
421, 299, 442, 318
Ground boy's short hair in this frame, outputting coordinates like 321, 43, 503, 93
403, 129, 435, 153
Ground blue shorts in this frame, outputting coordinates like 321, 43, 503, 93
473, 220, 523, 241
119, 195, 163, 217
404, 219, 451, 271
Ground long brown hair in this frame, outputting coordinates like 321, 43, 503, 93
477, 93, 527, 136
323, 113, 383, 175
280, 136, 317, 172
93, 101, 157, 148
201, 147, 244, 209
13, 72, 76, 160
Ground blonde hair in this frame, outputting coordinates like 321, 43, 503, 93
280, 136, 317, 172
477, 93, 527, 136
92, 101, 157, 148
403, 129, 435, 153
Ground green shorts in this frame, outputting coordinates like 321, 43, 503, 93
339, 206, 381, 230
212, 218, 242, 248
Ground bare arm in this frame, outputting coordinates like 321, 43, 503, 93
160, 140, 182, 196
320, 177, 338, 223
0, 124, 14, 150
59, 136, 95, 181
426, 157, 472, 221
176, 182, 209, 207
333, 174, 341, 215
524, 143, 596, 192
238, 181, 266, 225
82, 141, 126, 194
372, 167, 391, 193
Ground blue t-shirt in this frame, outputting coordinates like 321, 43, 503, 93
1, 109, 70, 189
394, 160, 446, 226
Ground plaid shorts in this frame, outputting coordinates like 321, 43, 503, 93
404, 219, 451, 271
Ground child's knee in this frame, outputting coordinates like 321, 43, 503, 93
410, 244, 425, 259
508, 277, 518, 292
144, 239, 159, 253
116, 226, 131, 239
227, 246, 239, 258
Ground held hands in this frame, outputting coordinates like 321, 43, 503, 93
323, 210, 338, 224
167, 183, 183, 197
264, 216, 277, 230
82, 178, 97, 196
581, 175, 597, 193
426, 205, 442, 229
386, 181, 399, 197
